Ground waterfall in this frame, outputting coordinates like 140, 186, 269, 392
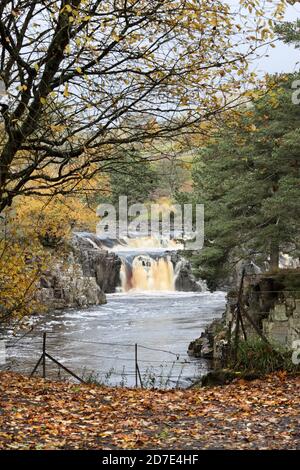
120, 254, 175, 292
73, 232, 204, 293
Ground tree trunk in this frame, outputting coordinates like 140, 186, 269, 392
270, 241, 279, 270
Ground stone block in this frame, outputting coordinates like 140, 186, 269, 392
294, 299, 300, 318
270, 303, 288, 322
263, 320, 288, 347
287, 317, 300, 348
285, 297, 296, 317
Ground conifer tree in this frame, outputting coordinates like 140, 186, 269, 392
190, 76, 300, 289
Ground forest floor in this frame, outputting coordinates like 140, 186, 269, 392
0, 371, 299, 450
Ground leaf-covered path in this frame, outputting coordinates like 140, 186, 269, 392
0, 372, 299, 450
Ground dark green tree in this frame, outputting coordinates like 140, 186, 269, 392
275, 18, 300, 46
189, 76, 300, 289
101, 151, 159, 208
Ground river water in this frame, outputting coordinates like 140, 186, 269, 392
4, 291, 225, 388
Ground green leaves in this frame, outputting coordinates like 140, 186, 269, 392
189, 75, 300, 287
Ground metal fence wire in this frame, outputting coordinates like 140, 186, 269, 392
4, 281, 299, 387
3, 332, 201, 389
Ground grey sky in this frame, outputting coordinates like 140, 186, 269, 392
253, 2, 300, 75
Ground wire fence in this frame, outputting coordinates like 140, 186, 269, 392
1, 331, 204, 389
3, 277, 299, 386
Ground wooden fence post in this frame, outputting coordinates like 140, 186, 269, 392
135, 343, 138, 388
233, 268, 246, 363
42, 332, 46, 379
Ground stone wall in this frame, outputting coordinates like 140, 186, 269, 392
263, 298, 300, 349
188, 269, 300, 361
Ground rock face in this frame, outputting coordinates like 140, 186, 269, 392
72, 234, 121, 293
171, 253, 206, 292
188, 318, 225, 361
73, 234, 206, 293
188, 269, 300, 363
35, 233, 122, 311
36, 232, 207, 311
188, 336, 213, 359
36, 254, 106, 310
263, 297, 300, 349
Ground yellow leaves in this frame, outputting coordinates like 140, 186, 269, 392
0, 234, 44, 319
243, 89, 263, 101
248, 124, 257, 132
18, 84, 27, 92
0, 189, 99, 322
34, 63, 39, 72
209, 17, 218, 28
143, 118, 160, 134
180, 96, 189, 106
63, 4, 72, 13
76, 67, 83, 74
50, 124, 66, 133
265, 89, 281, 109
125, 32, 143, 44
64, 44, 71, 54
40, 97, 47, 105
82, 15, 91, 22
15, 194, 98, 243
179, 161, 192, 170
274, 1, 286, 19
111, 31, 120, 42
260, 27, 270, 40
197, 121, 210, 132
63, 84, 69, 98
240, 0, 286, 21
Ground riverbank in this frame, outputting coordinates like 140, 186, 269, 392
188, 269, 300, 373
0, 371, 299, 449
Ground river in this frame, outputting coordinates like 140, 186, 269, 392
4, 291, 225, 388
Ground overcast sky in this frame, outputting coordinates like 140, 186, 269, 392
251, 1, 300, 75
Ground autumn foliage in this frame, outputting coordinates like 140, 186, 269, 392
0, 0, 288, 212
0, 193, 98, 323
0, 371, 298, 449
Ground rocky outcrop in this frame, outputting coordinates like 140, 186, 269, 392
36, 232, 208, 311
35, 232, 122, 311
171, 253, 206, 292
73, 234, 207, 293
188, 335, 213, 359
263, 298, 300, 349
188, 318, 225, 360
188, 269, 300, 362
72, 234, 121, 293
36, 254, 106, 310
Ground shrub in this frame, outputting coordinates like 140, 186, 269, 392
232, 338, 299, 374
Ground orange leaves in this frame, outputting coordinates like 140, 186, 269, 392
14, 194, 98, 243
278, 370, 288, 382
0, 371, 299, 450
